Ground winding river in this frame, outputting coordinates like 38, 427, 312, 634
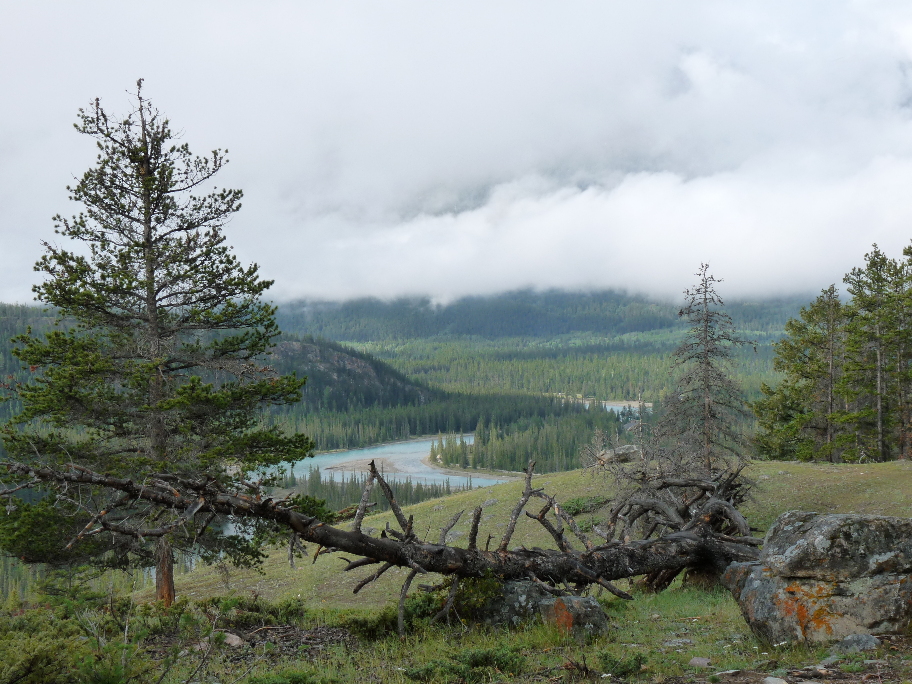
291, 435, 510, 489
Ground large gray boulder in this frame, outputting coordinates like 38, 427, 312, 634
762, 511, 912, 580
480, 581, 610, 634
723, 511, 912, 644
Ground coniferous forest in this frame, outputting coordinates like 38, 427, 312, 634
754, 244, 912, 463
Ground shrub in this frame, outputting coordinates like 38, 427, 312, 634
405, 645, 525, 683
597, 651, 646, 677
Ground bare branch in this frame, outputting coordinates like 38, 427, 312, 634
398, 569, 419, 636
467, 506, 483, 551
351, 470, 376, 534
370, 461, 410, 534
438, 509, 465, 545
499, 461, 538, 552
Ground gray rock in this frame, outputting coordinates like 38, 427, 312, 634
762, 678, 787, 684
445, 530, 463, 542
724, 562, 911, 644
763, 511, 912, 580
724, 510, 912, 645
478, 581, 610, 634
819, 655, 843, 666
829, 633, 881, 654
539, 595, 610, 635
663, 638, 694, 647
688, 657, 712, 668
480, 580, 554, 627
482, 498, 498, 508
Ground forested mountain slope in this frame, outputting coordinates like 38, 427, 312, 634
0, 304, 434, 418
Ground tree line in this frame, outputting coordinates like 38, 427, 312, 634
430, 408, 626, 473
276, 289, 804, 342
283, 466, 469, 513
275, 393, 612, 452
755, 244, 912, 462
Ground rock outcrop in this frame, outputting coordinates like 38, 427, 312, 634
723, 511, 912, 644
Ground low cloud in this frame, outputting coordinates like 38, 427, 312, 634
2, 2, 912, 303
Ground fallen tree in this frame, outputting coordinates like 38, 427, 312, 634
2, 457, 761, 632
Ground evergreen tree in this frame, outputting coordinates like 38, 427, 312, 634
753, 285, 847, 461
836, 246, 912, 461
655, 264, 751, 472
1, 81, 313, 604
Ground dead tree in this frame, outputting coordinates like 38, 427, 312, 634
3, 457, 760, 633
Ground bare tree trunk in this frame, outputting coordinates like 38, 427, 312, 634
876, 335, 884, 461
155, 536, 175, 607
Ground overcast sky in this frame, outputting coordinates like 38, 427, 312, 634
3, 2, 912, 304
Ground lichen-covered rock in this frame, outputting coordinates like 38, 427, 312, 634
724, 510, 912, 645
480, 580, 554, 627
538, 596, 610, 634
723, 561, 912, 644
479, 581, 609, 633
762, 511, 912, 580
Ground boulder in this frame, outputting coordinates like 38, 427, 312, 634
762, 511, 912, 580
724, 511, 912, 644
538, 596, 610, 635
479, 581, 610, 634
480, 580, 554, 627
829, 634, 881, 654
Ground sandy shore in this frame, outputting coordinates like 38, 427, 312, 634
323, 457, 404, 473
321, 454, 522, 481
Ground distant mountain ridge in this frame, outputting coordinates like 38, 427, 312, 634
0, 304, 434, 418
275, 289, 808, 342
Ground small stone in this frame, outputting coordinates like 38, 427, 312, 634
864, 659, 888, 665
432, 505, 444, 511
830, 634, 881, 654
222, 632, 245, 648
650, 613, 661, 620
819, 655, 843, 666
714, 670, 741, 677
445, 530, 463, 542
664, 638, 694, 647
482, 498, 498, 507
762, 678, 787, 684
688, 657, 712, 668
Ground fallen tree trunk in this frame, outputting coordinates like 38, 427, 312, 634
3, 460, 760, 597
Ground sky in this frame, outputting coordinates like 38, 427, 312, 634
3, 2, 912, 304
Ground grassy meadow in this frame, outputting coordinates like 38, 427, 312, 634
57, 459, 905, 683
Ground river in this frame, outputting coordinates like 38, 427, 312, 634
291, 435, 510, 489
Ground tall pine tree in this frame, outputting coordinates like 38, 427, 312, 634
1, 81, 313, 604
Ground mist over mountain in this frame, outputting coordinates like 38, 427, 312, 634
275, 289, 808, 342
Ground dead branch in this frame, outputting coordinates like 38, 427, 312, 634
499, 461, 539, 552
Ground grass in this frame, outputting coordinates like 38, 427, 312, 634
119, 458, 912, 682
